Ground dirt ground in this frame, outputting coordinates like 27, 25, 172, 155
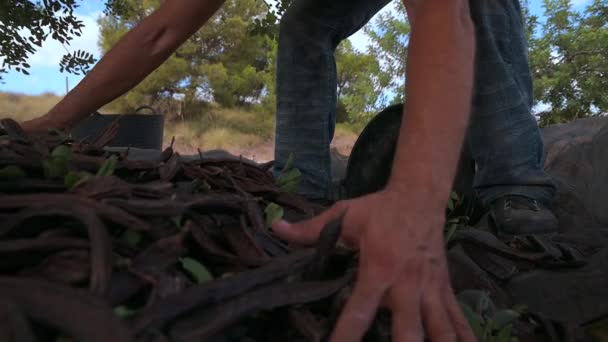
170, 132, 358, 163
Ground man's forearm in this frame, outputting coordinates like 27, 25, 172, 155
46, 0, 225, 128
389, 0, 475, 210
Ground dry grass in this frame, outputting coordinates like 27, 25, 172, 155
165, 106, 274, 150
203, 128, 264, 149
335, 123, 359, 138
0, 92, 358, 153
0, 92, 117, 122
0, 92, 63, 122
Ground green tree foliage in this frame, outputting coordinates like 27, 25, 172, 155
336, 40, 387, 124
364, 1, 410, 105
0, 0, 101, 81
527, 0, 608, 125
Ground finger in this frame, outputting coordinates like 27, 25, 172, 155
272, 201, 348, 245
421, 286, 457, 342
390, 271, 424, 342
444, 287, 477, 342
330, 276, 386, 342
415, 253, 458, 342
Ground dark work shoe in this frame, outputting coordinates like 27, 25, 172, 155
489, 195, 559, 237
301, 180, 346, 206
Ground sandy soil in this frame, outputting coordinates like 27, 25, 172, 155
170, 133, 357, 163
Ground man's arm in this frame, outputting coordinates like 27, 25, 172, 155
390, 0, 475, 210
272, 0, 477, 340
24, 0, 225, 131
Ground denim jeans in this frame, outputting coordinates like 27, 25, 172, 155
274, 0, 556, 206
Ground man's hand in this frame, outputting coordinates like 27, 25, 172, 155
272, 189, 476, 342
21, 116, 65, 134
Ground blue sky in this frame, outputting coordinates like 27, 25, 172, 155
0, 0, 593, 96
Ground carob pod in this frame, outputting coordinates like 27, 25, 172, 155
103, 193, 243, 217
0, 193, 151, 232
132, 248, 316, 334
0, 237, 88, 255
168, 275, 352, 341
303, 212, 346, 281
0, 118, 32, 145
0, 297, 37, 342
1, 204, 112, 296
0, 277, 133, 342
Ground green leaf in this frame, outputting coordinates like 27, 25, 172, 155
496, 324, 514, 342
264, 202, 284, 227
51, 145, 73, 159
48, 128, 71, 140
172, 215, 183, 228
460, 303, 485, 338
44, 159, 69, 179
275, 153, 301, 193
179, 257, 213, 284
451, 192, 460, 202
276, 167, 301, 186
114, 306, 137, 319
586, 317, 608, 341
445, 223, 459, 244
97, 155, 118, 176
64, 171, 92, 189
447, 199, 455, 211
280, 180, 299, 193
0, 166, 25, 180
44, 145, 74, 179
121, 230, 142, 247
511, 304, 528, 314
64, 171, 81, 189
283, 152, 295, 172
490, 310, 520, 330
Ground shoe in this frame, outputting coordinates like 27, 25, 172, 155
489, 195, 559, 237
301, 180, 347, 206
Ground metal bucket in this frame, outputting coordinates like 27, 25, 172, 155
70, 106, 165, 150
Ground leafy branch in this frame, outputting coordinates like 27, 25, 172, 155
0, 0, 126, 80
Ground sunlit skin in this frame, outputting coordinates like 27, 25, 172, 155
22, 0, 476, 340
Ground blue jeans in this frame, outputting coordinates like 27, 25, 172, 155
274, 0, 556, 206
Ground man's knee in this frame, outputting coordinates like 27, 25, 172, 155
279, 8, 304, 37
279, 2, 340, 43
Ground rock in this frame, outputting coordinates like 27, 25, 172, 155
542, 116, 608, 231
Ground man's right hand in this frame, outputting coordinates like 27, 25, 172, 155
21, 115, 58, 134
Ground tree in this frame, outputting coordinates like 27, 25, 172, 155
363, 1, 410, 105
98, 0, 275, 113
0, 0, 130, 81
527, 0, 608, 125
0, 0, 279, 83
335, 40, 386, 124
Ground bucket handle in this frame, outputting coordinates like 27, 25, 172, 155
134, 106, 158, 114
88, 106, 159, 116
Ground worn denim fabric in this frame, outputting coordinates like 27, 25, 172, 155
275, 0, 557, 205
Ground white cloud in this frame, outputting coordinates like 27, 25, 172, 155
26, 12, 103, 68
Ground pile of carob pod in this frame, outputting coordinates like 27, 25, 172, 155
2, 117, 605, 342
0, 118, 372, 342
